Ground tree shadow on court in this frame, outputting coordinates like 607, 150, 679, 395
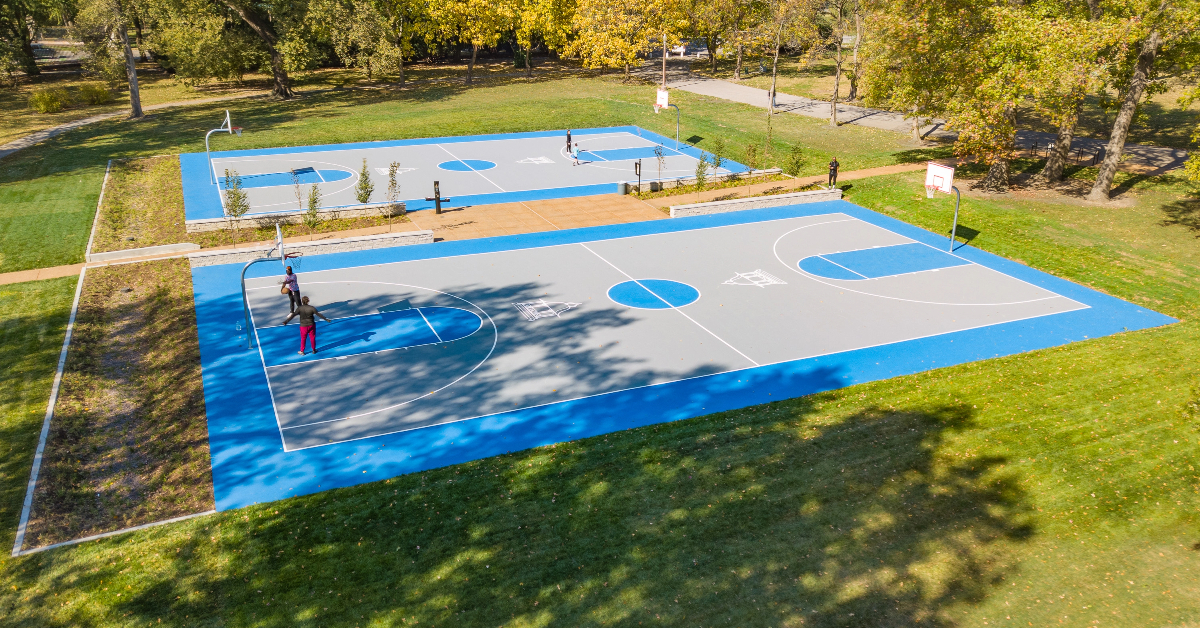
5, 387, 1034, 626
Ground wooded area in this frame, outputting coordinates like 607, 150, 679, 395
3, 0, 1199, 200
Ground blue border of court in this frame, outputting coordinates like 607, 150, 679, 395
181, 126, 745, 221
192, 200, 1176, 511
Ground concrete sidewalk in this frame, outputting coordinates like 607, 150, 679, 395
650, 64, 1187, 175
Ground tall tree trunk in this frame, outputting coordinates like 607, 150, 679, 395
396, 22, 405, 85
978, 159, 1010, 192
848, 10, 861, 101
734, 42, 743, 80
707, 33, 718, 72
769, 24, 782, 114
14, 7, 39, 76
1039, 98, 1082, 183
221, 1, 293, 98
1087, 30, 1161, 202
467, 42, 477, 85
911, 107, 922, 140
133, 16, 149, 61
830, 41, 842, 126
524, 44, 532, 77
117, 25, 143, 118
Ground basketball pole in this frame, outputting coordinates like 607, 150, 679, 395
948, 186, 961, 252
240, 235, 282, 349
206, 109, 242, 185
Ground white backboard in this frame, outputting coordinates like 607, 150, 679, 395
656, 89, 669, 109
925, 162, 955, 194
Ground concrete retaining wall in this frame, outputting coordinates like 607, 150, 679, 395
188, 229, 434, 267
184, 202, 407, 233
620, 169, 783, 195
87, 242, 200, 262
669, 188, 842, 218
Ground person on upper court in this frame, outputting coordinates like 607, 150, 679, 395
283, 266, 300, 313
281, 296, 331, 356
828, 157, 840, 189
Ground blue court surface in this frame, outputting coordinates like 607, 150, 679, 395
193, 200, 1175, 510
182, 126, 745, 223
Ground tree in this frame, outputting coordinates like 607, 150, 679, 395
1087, 0, 1200, 201
309, 0, 424, 82
429, 0, 513, 85
568, 0, 675, 78
512, 0, 574, 77
74, 0, 146, 117
223, 168, 251, 242
355, 158, 374, 203
0, 0, 55, 76
143, 0, 268, 84
218, 0, 299, 97
846, 0, 863, 100
687, 0, 743, 73
825, 0, 852, 126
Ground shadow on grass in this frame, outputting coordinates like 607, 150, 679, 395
893, 146, 955, 164
1161, 196, 1200, 235
8, 397, 1032, 626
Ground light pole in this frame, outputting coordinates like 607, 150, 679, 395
206, 109, 242, 185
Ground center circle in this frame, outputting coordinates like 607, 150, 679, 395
438, 159, 496, 171
608, 279, 700, 309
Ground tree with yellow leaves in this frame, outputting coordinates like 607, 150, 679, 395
512, 0, 575, 77
429, 0, 514, 84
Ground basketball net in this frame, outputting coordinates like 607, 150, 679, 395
925, 185, 936, 199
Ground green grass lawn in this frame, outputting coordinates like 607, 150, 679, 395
0, 74, 930, 274
1, 165, 1198, 625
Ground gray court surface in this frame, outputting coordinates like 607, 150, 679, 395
245, 212, 1086, 451
213, 130, 723, 213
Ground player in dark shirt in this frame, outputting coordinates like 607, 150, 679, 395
282, 296, 331, 355
828, 157, 840, 188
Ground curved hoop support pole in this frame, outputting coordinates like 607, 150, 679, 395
241, 244, 281, 349
948, 186, 961, 252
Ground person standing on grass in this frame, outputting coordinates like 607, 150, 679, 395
828, 157, 840, 189
283, 266, 300, 313
282, 296, 331, 355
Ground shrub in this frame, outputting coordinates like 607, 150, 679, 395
78, 83, 114, 105
784, 144, 805, 177
303, 184, 322, 229
28, 88, 70, 113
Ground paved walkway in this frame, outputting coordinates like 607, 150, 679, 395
652, 63, 1186, 175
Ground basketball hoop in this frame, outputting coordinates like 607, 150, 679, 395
925, 185, 936, 199
284, 251, 303, 270
232, 126, 243, 137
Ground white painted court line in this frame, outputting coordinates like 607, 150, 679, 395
519, 201, 560, 229
248, 281, 499, 434
774, 218, 1088, 308
815, 254, 869, 279
248, 294, 288, 444
578, 243, 760, 367
434, 144, 507, 193
415, 307, 443, 342
15, 509, 217, 557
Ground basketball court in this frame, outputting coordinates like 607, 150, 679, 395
192, 198, 1174, 510
181, 126, 743, 222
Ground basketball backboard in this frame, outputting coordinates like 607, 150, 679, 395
925, 162, 955, 194
656, 89, 669, 110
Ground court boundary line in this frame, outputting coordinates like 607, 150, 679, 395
210, 158, 361, 212
248, 290, 288, 443
579, 243, 760, 367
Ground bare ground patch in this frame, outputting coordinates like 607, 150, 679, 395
93, 156, 413, 253
24, 258, 213, 547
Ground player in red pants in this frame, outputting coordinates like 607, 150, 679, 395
281, 296, 331, 355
